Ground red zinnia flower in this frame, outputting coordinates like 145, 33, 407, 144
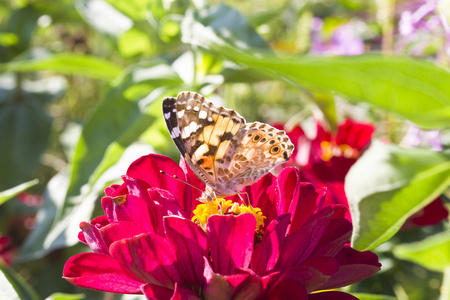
277, 119, 448, 225
63, 154, 381, 299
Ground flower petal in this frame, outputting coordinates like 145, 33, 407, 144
126, 154, 192, 213
164, 216, 207, 287
276, 167, 301, 216
100, 221, 147, 247
141, 283, 174, 300
203, 257, 233, 300
276, 207, 333, 269
110, 233, 183, 288
63, 252, 145, 294
319, 247, 381, 290
207, 214, 256, 275
79, 221, 109, 254
312, 218, 352, 257
289, 183, 326, 233
251, 214, 291, 275
263, 278, 308, 300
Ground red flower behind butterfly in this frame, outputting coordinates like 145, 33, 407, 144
63, 154, 380, 299
276, 119, 448, 225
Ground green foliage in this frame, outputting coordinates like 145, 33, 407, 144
0, 179, 39, 206
0, 264, 39, 300
346, 140, 450, 251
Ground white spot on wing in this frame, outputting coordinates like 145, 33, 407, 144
177, 110, 185, 118
164, 112, 170, 119
194, 106, 200, 112
199, 110, 207, 119
186, 105, 192, 110
208, 117, 213, 122
171, 127, 180, 138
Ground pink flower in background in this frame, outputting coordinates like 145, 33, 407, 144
311, 18, 365, 55
0, 235, 16, 265
63, 154, 381, 299
396, 0, 450, 57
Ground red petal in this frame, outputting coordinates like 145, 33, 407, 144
336, 119, 374, 151
276, 207, 333, 269
79, 222, 109, 254
63, 252, 144, 294
276, 167, 301, 216
100, 221, 147, 247
289, 183, 326, 233
164, 217, 207, 287
262, 278, 308, 300
148, 188, 186, 235
251, 214, 290, 275
312, 218, 352, 257
207, 214, 256, 275
126, 154, 192, 213
141, 283, 174, 300
110, 233, 183, 288
319, 247, 381, 290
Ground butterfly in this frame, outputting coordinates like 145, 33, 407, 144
163, 91, 294, 203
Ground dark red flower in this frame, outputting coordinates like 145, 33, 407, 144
0, 235, 16, 265
278, 119, 448, 225
63, 154, 380, 299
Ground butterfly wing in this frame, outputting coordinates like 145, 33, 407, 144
163, 91, 246, 189
214, 122, 294, 195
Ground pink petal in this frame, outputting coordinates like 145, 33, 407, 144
309, 291, 359, 300
102, 194, 154, 232
63, 252, 145, 294
276, 167, 301, 216
243, 173, 277, 224
148, 188, 187, 235
203, 257, 233, 299
312, 218, 352, 257
290, 184, 326, 233
122, 175, 151, 202
262, 278, 308, 300
251, 214, 290, 275
164, 217, 207, 287
100, 221, 147, 247
336, 119, 374, 151
276, 207, 333, 269
79, 222, 109, 254
207, 214, 256, 275
227, 273, 262, 300
319, 247, 381, 290
126, 154, 192, 213
78, 216, 109, 244
110, 233, 183, 288
141, 283, 174, 300
179, 157, 204, 214
171, 282, 203, 300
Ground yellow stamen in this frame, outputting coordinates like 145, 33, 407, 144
192, 198, 266, 233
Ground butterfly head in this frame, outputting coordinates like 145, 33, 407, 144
197, 186, 217, 203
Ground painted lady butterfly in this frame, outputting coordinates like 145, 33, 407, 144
163, 91, 294, 202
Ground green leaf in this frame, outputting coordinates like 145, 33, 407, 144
0, 77, 53, 190
349, 293, 397, 300
181, 5, 450, 128
393, 230, 450, 272
0, 5, 39, 62
0, 53, 123, 80
19, 61, 182, 260
45, 293, 85, 300
0, 264, 39, 300
345, 140, 450, 251
0, 179, 39, 206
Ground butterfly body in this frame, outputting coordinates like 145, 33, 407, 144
163, 91, 294, 202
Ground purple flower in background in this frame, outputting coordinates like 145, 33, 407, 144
396, 0, 450, 57
311, 18, 365, 55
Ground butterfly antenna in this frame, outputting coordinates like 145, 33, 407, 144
159, 170, 204, 192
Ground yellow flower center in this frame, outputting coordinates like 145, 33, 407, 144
320, 141, 359, 161
192, 198, 266, 233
